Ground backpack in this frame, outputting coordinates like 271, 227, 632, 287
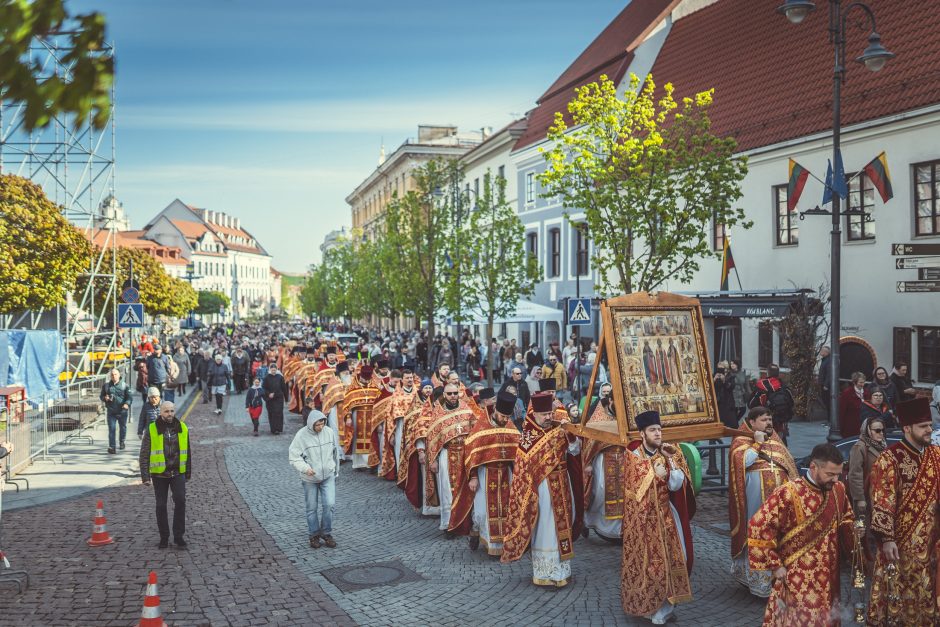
762, 379, 794, 422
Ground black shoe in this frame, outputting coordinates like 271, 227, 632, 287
322, 535, 336, 548
158, 538, 169, 549
310, 535, 321, 549
468, 535, 480, 551
174, 537, 187, 548
107, 448, 115, 454
119, 442, 125, 450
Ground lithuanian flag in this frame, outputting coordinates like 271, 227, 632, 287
863, 151, 893, 202
720, 237, 736, 291
787, 159, 810, 212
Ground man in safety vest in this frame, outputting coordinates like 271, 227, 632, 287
140, 400, 192, 549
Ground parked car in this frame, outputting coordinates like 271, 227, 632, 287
795, 429, 903, 479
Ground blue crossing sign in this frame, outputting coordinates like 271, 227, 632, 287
118, 303, 144, 328
567, 298, 592, 326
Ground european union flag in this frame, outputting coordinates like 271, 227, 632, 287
832, 149, 848, 199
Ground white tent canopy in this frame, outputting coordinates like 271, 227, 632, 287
437, 299, 564, 326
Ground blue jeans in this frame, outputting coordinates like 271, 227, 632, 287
163, 388, 176, 402
107, 411, 128, 449
302, 476, 335, 537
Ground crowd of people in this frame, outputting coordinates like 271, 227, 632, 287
120, 321, 938, 625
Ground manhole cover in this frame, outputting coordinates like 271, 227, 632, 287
321, 559, 424, 593
341, 566, 402, 585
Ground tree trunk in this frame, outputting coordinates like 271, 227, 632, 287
486, 316, 495, 387
426, 300, 435, 338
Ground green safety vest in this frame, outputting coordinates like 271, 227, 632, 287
148, 421, 189, 474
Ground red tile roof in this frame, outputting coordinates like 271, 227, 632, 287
514, 0, 678, 151
649, 0, 940, 152
171, 219, 210, 240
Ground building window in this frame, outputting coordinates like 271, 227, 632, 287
847, 173, 876, 240
474, 177, 480, 201
893, 327, 912, 373
758, 321, 774, 369
549, 228, 561, 278
917, 327, 940, 382
713, 212, 726, 252
497, 165, 505, 180
526, 173, 535, 204
914, 161, 940, 236
574, 223, 589, 276
526, 231, 538, 263
774, 185, 798, 246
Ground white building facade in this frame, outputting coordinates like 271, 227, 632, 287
508, 0, 940, 387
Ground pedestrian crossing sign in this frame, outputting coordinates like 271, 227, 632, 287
567, 298, 592, 326
118, 303, 144, 328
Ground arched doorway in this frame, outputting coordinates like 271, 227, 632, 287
839, 336, 877, 383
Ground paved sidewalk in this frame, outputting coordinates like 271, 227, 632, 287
0, 393, 352, 626
3, 419, 143, 512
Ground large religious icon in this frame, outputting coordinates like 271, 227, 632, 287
568, 292, 725, 445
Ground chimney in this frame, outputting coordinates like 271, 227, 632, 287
235, 217, 240, 230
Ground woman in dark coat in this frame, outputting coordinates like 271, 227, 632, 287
859, 389, 896, 430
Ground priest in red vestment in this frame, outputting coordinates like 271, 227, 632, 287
866, 397, 940, 626
620, 410, 695, 624
341, 364, 381, 469
748, 443, 859, 626
426, 382, 476, 534
501, 392, 583, 587
728, 407, 797, 597
449, 390, 519, 555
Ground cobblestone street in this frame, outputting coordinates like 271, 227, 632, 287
225, 399, 767, 627
0, 391, 766, 625
0, 393, 351, 626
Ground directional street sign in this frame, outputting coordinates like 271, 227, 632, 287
897, 281, 940, 293
118, 303, 144, 328
919, 268, 940, 281
892, 243, 940, 256
120, 286, 140, 304
567, 298, 592, 326
895, 257, 940, 270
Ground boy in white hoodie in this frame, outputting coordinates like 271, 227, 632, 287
288, 410, 339, 548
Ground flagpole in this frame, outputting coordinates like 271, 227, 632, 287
733, 264, 744, 291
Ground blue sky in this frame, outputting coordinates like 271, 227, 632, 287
72, 0, 627, 272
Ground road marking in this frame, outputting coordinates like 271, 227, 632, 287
180, 390, 200, 423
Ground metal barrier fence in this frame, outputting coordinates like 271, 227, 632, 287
696, 439, 731, 494
1, 360, 133, 490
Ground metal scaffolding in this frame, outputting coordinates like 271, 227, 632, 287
0, 36, 119, 383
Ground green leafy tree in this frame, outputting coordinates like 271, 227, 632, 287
76, 247, 188, 320
195, 290, 230, 316
538, 73, 750, 295
165, 279, 198, 319
300, 265, 330, 320
349, 236, 399, 327
0, 173, 91, 313
0, 0, 114, 130
455, 172, 541, 385
385, 158, 462, 336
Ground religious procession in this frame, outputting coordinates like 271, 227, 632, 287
256, 291, 939, 627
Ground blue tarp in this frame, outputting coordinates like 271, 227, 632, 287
0, 330, 65, 400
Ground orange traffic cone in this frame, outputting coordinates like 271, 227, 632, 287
86, 500, 115, 546
138, 571, 167, 627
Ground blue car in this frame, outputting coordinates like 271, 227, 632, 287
795, 430, 903, 479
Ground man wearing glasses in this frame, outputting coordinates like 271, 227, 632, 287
426, 383, 476, 534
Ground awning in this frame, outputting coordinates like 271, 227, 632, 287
438, 299, 564, 326
678, 289, 813, 318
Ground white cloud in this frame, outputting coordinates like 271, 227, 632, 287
120, 92, 534, 135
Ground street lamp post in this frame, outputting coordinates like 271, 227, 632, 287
777, 0, 893, 441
